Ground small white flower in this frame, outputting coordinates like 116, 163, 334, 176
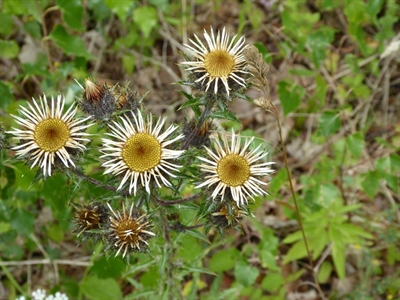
101, 112, 184, 195
181, 27, 248, 95
196, 130, 274, 206
7, 95, 92, 177
32, 288, 47, 300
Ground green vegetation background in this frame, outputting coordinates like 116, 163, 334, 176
0, 0, 399, 299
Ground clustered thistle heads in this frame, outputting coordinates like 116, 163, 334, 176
5, 27, 274, 260
79, 79, 141, 122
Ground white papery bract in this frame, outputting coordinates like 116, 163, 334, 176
181, 27, 248, 95
7, 95, 92, 177
196, 130, 274, 206
100, 112, 184, 195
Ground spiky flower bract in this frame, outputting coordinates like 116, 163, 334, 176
196, 130, 274, 206
210, 202, 248, 229
106, 203, 155, 257
73, 202, 108, 239
79, 78, 116, 121
7, 95, 92, 177
100, 112, 184, 195
181, 27, 248, 96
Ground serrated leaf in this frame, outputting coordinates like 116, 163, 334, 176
57, 0, 84, 31
48, 25, 92, 59
210, 110, 240, 123
318, 110, 341, 136
234, 261, 259, 286
346, 132, 365, 158
80, 276, 122, 300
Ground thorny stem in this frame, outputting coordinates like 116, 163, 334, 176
181, 96, 215, 150
71, 168, 198, 205
155, 194, 200, 206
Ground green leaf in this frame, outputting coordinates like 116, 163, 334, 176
0, 81, 13, 108
48, 224, 65, 242
283, 240, 308, 264
346, 132, 365, 158
90, 256, 125, 280
254, 42, 272, 64
0, 40, 19, 58
10, 209, 35, 236
361, 171, 380, 199
268, 168, 287, 194
337, 223, 374, 240
261, 273, 284, 292
181, 266, 216, 276
0, 13, 14, 36
306, 27, 335, 68
0, 222, 11, 233
122, 54, 136, 75
209, 248, 241, 272
278, 81, 304, 115
318, 261, 332, 283
133, 6, 158, 38
331, 241, 346, 279
103, 0, 132, 21
318, 110, 341, 136
210, 110, 240, 123
48, 25, 92, 59
80, 276, 123, 300
234, 261, 259, 286
57, 0, 84, 31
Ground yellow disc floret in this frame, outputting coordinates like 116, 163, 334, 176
34, 119, 70, 152
204, 50, 235, 77
122, 133, 162, 172
217, 154, 250, 187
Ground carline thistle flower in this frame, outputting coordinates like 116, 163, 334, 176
100, 112, 184, 195
196, 130, 274, 206
7, 95, 92, 177
107, 203, 155, 257
181, 27, 248, 96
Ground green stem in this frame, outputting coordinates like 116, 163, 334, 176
0, 260, 25, 296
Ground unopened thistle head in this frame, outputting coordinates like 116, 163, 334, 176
73, 203, 108, 238
100, 112, 184, 195
7, 95, 92, 177
210, 202, 248, 228
196, 130, 274, 206
107, 203, 155, 257
79, 78, 116, 120
181, 27, 248, 96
